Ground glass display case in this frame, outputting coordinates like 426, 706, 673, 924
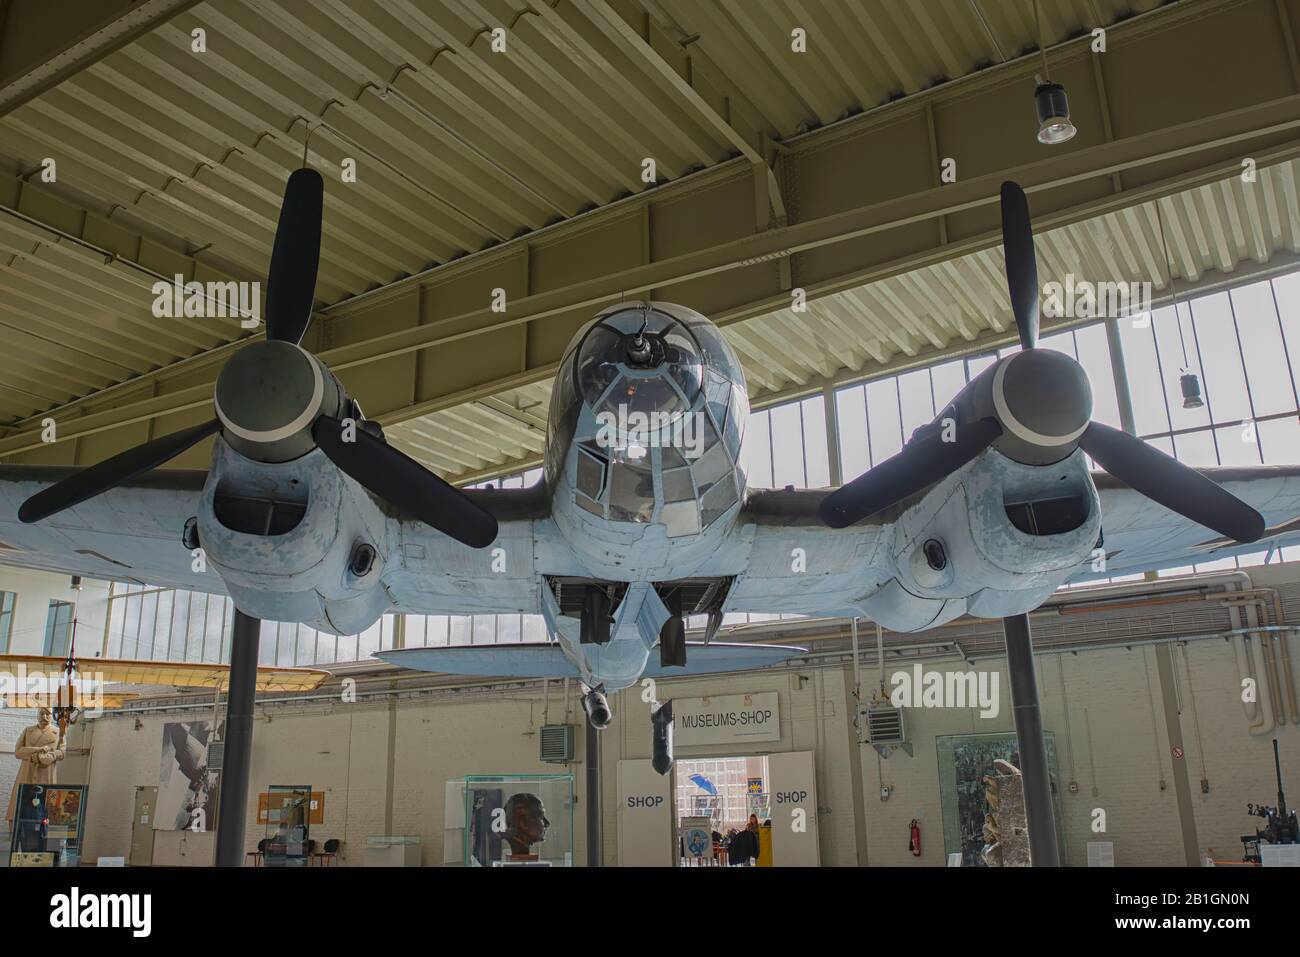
8, 784, 87, 867
363, 835, 421, 867
455, 774, 574, 867
935, 732, 1066, 866
262, 784, 312, 867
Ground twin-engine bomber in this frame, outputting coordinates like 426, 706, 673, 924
4, 174, 1300, 767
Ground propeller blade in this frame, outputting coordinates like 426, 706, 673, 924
19, 419, 222, 524
1079, 421, 1265, 543
312, 416, 498, 548
1001, 181, 1039, 350
265, 168, 323, 346
820, 417, 1002, 528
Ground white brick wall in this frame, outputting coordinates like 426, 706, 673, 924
65, 634, 1299, 867
858, 639, 1300, 866
4, 564, 1296, 867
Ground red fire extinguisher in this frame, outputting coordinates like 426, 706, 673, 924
908, 819, 922, 857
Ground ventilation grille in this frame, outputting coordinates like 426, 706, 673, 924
865, 707, 905, 745
539, 725, 574, 763
206, 741, 224, 772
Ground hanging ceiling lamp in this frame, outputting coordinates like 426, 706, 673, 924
1035, 81, 1076, 144
1031, 1, 1077, 145
1154, 197, 1205, 410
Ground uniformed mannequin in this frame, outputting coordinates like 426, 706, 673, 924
5, 708, 66, 826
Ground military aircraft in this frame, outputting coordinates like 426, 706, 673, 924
3, 171, 1300, 762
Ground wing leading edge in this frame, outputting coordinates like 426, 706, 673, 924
1076, 465, 1300, 581
0, 465, 549, 608
376, 641, 808, 680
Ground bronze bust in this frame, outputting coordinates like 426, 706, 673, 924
503, 792, 549, 860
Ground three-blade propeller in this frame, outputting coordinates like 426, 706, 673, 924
1076, 421, 1263, 543
20, 169, 498, 549
820, 181, 1264, 545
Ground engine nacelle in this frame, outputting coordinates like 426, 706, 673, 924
196, 439, 394, 635
858, 449, 1101, 631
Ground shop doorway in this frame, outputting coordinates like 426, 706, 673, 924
675, 756, 770, 866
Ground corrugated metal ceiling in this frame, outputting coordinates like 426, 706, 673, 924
740, 160, 1300, 393
642, 0, 1168, 135
398, 159, 1300, 481
0, 0, 1293, 482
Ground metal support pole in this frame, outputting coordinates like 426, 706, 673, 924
849, 617, 862, 744
1154, 642, 1202, 866
823, 383, 843, 486
1104, 317, 1138, 435
585, 721, 601, 867
1002, 613, 1060, 866
214, 609, 260, 867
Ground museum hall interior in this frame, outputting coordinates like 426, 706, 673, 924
0, 0, 1297, 925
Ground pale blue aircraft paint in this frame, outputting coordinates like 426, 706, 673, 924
4, 302, 1300, 713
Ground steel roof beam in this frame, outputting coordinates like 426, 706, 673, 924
3, 0, 1298, 466
0, 0, 201, 115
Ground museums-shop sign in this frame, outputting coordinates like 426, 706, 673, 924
672, 693, 780, 747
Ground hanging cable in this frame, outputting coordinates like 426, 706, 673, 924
1154, 198, 1207, 408
1034, 0, 1051, 81
1153, 198, 1190, 368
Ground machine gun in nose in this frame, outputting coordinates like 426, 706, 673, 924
1240, 738, 1299, 864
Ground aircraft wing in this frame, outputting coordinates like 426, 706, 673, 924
0, 653, 330, 692
0, 466, 548, 616
376, 641, 807, 679
1070, 465, 1300, 582
723, 486, 892, 617
0, 466, 212, 590
639, 641, 809, 678
726, 466, 1300, 609
2, 691, 140, 709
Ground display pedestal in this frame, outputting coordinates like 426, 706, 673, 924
363, 836, 421, 867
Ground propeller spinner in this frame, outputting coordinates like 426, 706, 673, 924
19, 169, 499, 549
820, 181, 1264, 546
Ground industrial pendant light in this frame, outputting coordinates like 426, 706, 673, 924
1035, 81, 1076, 144
1180, 371, 1205, 409
1032, 1, 1076, 145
